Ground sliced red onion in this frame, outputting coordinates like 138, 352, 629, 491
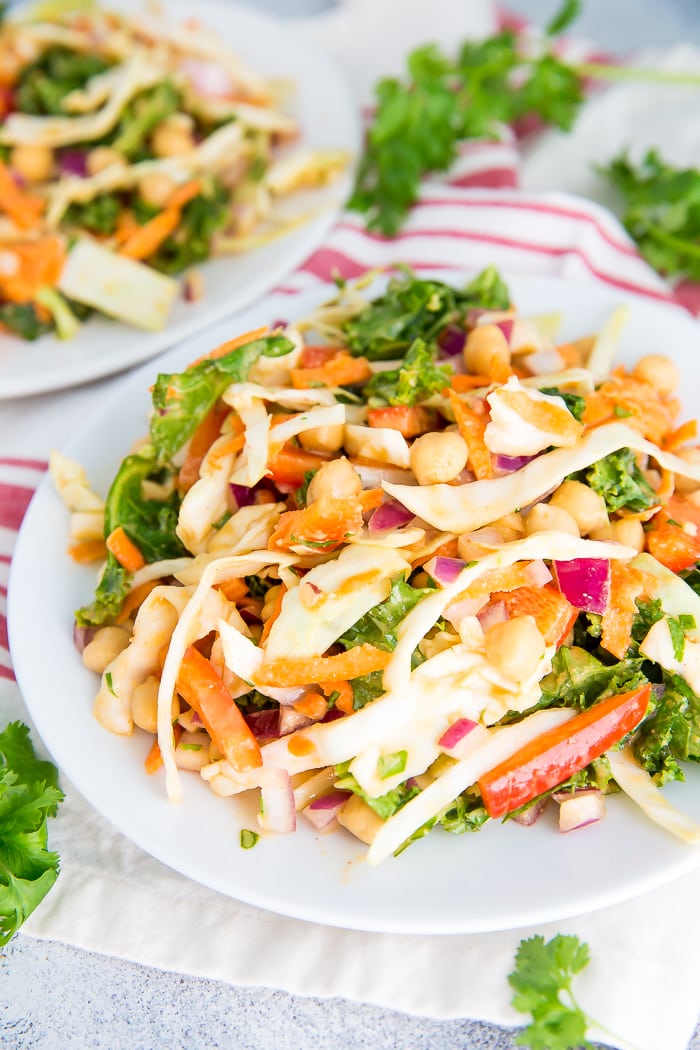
368, 498, 414, 535
444, 594, 488, 628
557, 789, 606, 833
494, 453, 535, 473
425, 555, 466, 586
553, 558, 611, 615
259, 769, 296, 833
229, 483, 255, 508
494, 318, 514, 344
180, 56, 233, 97
321, 707, 346, 723
59, 150, 88, 177
438, 718, 478, 750
477, 600, 508, 633
511, 797, 549, 827
73, 622, 96, 653
245, 708, 279, 740
303, 790, 352, 832
524, 559, 553, 588
437, 323, 466, 357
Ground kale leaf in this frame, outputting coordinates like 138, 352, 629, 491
0, 302, 54, 340
634, 673, 700, 785
334, 763, 420, 820
362, 338, 451, 406
145, 182, 231, 274
14, 46, 112, 116
538, 645, 648, 711
569, 447, 657, 514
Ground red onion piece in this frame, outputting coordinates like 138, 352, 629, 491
524, 559, 553, 588
303, 790, 352, 832
557, 789, 606, 833
426, 555, 466, 586
229, 483, 255, 508
245, 708, 279, 740
477, 600, 508, 633
321, 707, 346, 723
259, 769, 296, 833
437, 323, 467, 357
511, 797, 549, 827
438, 718, 478, 750
180, 56, 233, 97
494, 453, 535, 473
59, 150, 88, 177
494, 318, 514, 344
73, 623, 96, 653
444, 594, 488, 628
368, 499, 414, 534
553, 558, 611, 615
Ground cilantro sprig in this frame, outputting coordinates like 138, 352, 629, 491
509, 934, 596, 1049
0, 722, 63, 944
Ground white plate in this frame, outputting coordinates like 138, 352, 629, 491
0, 0, 359, 400
9, 273, 700, 935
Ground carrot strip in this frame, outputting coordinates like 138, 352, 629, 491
119, 208, 181, 260
177, 400, 231, 492
166, 178, 202, 210
176, 646, 262, 771
260, 583, 286, 645
0, 237, 66, 303
291, 352, 372, 389
67, 538, 107, 564
214, 578, 248, 603
320, 679, 354, 714
0, 162, 45, 229
266, 445, 331, 488
449, 374, 491, 392
106, 526, 145, 572
366, 405, 438, 439
256, 643, 390, 687
448, 390, 492, 480
188, 326, 269, 367
145, 724, 183, 775
664, 419, 698, 452
116, 579, 160, 624
601, 563, 649, 660
292, 690, 328, 720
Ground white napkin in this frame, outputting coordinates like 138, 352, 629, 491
5, 3, 700, 1048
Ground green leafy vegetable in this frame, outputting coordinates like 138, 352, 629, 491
141, 181, 230, 274
64, 193, 122, 236
150, 333, 294, 460
570, 447, 657, 514
539, 387, 586, 422
343, 267, 510, 361
602, 149, 700, 281
362, 338, 451, 406
335, 763, 419, 820
377, 750, 408, 779
634, 673, 700, 785
509, 933, 596, 1050
15, 45, 112, 115
110, 81, 182, 159
0, 302, 54, 340
0, 722, 63, 945
538, 645, 648, 711
76, 448, 185, 626
350, 8, 584, 235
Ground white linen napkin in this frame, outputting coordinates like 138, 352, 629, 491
4, 3, 700, 1048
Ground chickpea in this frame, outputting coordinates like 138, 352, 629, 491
484, 616, 546, 682
523, 502, 580, 538
138, 172, 176, 208
151, 118, 195, 158
590, 518, 645, 552
86, 146, 124, 176
673, 447, 700, 494
634, 353, 679, 396
10, 144, 53, 183
131, 674, 178, 733
336, 794, 384, 845
298, 424, 345, 454
409, 431, 468, 486
306, 457, 362, 503
463, 324, 511, 376
82, 626, 130, 674
549, 480, 608, 535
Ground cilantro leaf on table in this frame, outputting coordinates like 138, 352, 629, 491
350, 2, 585, 235
509, 934, 595, 1050
0, 722, 63, 945
602, 150, 700, 281
362, 338, 451, 406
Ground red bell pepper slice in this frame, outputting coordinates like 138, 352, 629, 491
176, 646, 262, 771
478, 684, 651, 819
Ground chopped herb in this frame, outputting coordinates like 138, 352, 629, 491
240, 829, 259, 849
377, 750, 408, 780
105, 672, 116, 696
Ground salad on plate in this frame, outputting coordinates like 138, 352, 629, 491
52, 266, 700, 866
0, 1, 347, 340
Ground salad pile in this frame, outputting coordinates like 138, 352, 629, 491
53, 267, 700, 865
0, 2, 345, 340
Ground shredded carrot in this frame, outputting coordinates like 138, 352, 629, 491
664, 419, 698, 452
178, 400, 231, 492
448, 390, 492, 480
601, 563, 650, 659
166, 178, 203, 210
555, 342, 583, 368
260, 583, 286, 644
214, 577, 249, 603
206, 431, 246, 467
116, 579, 160, 624
582, 372, 678, 445
266, 445, 331, 488
656, 468, 675, 504
188, 326, 269, 367
0, 237, 66, 303
292, 690, 328, 720
145, 724, 182, 775
67, 538, 107, 564
106, 526, 146, 572
113, 210, 140, 246
119, 208, 181, 261
0, 163, 45, 229
256, 643, 390, 687
268, 490, 382, 551
291, 352, 372, 389
320, 679, 354, 714
449, 374, 491, 392
299, 345, 341, 368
